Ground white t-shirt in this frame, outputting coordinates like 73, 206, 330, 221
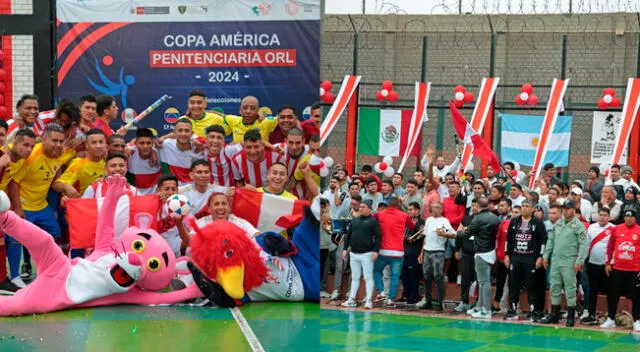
508, 195, 526, 207
423, 216, 455, 251
587, 222, 614, 265
579, 198, 594, 223
178, 184, 226, 220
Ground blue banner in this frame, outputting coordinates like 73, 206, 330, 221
56, 1, 320, 137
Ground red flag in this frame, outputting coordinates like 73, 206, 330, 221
232, 189, 311, 233
66, 195, 161, 249
449, 101, 501, 172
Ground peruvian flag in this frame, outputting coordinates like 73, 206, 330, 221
232, 189, 311, 233
66, 195, 161, 249
449, 101, 501, 172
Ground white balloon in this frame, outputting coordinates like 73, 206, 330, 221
381, 89, 389, 97
520, 92, 529, 101
603, 94, 613, 104
382, 156, 394, 165
513, 162, 521, 171
383, 167, 395, 178
374, 163, 382, 173
324, 156, 334, 168
320, 167, 330, 177
455, 92, 465, 101
319, 87, 325, 97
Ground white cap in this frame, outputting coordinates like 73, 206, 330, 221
570, 187, 583, 195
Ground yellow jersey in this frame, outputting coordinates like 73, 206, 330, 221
13, 143, 76, 211
0, 146, 27, 191
182, 112, 231, 138
293, 154, 320, 185
224, 115, 279, 143
56, 157, 105, 195
256, 187, 298, 200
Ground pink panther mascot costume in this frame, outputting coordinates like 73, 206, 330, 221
0, 175, 204, 316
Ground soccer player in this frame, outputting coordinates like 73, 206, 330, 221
180, 89, 230, 138
300, 102, 321, 142
107, 134, 126, 155
53, 128, 107, 198
92, 95, 127, 137
277, 128, 309, 198
204, 124, 242, 187
231, 128, 283, 189
269, 105, 300, 144
6, 94, 49, 142
82, 153, 137, 198
127, 128, 162, 194
158, 118, 203, 186
223, 96, 278, 143
257, 163, 298, 200
178, 159, 224, 220
78, 95, 97, 130
155, 175, 182, 257
292, 134, 321, 200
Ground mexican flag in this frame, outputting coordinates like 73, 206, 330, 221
357, 108, 422, 156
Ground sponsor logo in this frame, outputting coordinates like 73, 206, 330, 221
121, 108, 137, 124
135, 6, 170, 15
164, 107, 180, 124
381, 125, 399, 144
252, 2, 272, 16
285, 1, 299, 16
178, 5, 186, 14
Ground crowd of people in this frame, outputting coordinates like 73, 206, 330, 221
0, 90, 323, 297
320, 145, 640, 331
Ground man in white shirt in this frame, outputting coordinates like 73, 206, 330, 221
322, 176, 350, 218
569, 187, 593, 223
581, 208, 614, 325
416, 202, 455, 310
508, 183, 527, 207
613, 165, 640, 192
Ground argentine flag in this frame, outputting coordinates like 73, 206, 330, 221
500, 113, 573, 167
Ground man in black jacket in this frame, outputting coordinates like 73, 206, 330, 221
400, 202, 425, 304
453, 198, 478, 313
504, 200, 548, 321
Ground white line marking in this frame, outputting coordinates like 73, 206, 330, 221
231, 307, 266, 352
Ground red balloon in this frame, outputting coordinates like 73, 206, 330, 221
320, 80, 333, 92
611, 97, 621, 108
603, 88, 615, 97
527, 94, 538, 106
0, 106, 7, 119
515, 95, 525, 105
454, 85, 466, 93
463, 92, 474, 103
597, 98, 608, 110
323, 92, 335, 104
0, 69, 5, 81
388, 90, 399, 102
376, 90, 385, 101
0, 94, 4, 106
381, 80, 393, 91
521, 83, 533, 94
379, 162, 388, 171
453, 99, 464, 108
0, 82, 4, 93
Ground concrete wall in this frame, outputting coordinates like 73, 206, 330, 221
321, 13, 640, 181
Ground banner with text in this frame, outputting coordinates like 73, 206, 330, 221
56, 0, 320, 134
591, 111, 628, 165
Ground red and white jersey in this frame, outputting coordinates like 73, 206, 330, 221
178, 184, 226, 220
206, 144, 243, 187
278, 144, 310, 200
158, 139, 204, 186
231, 151, 283, 188
127, 146, 162, 195
607, 223, 640, 272
82, 179, 138, 199
156, 204, 182, 257
7, 113, 54, 141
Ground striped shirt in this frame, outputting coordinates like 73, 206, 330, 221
7, 114, 54, 142
158, 139, 204, 186
279, 144, 310, 200
231, 150, 283, 188
82, 179, 138, 199
127, 146, 162, 195
205, 144, 243, 187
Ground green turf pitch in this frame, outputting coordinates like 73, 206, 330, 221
321, 309, 640, 352
0, 302, 319, 352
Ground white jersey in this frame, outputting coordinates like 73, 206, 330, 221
157, 204, 182, 258
206, 144, 242, 187
587, 222, 614, 265
247, 251, 305, 302
82, 179, 138, 199
178, 184, 226, 220
127, 146, 162, 195
158, 139, 204, 187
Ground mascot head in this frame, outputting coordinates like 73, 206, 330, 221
188, 219, 269, 299
115, 213, 189, 291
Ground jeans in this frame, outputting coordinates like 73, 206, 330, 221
422, 250, 445, 304
333, 241, 350, 294
475, 255, 493, 312
349, 252, 375, 301
374, 255, 403, 300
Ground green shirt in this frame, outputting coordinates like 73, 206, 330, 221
543, 216, 588, 267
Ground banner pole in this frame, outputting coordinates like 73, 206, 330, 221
345, 86, 359, 176
630, 110, 640, 182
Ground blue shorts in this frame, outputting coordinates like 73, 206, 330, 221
24, 206, 61, 239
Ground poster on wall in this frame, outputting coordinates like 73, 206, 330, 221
591, 111, 627, 165
56, 0, 321, 135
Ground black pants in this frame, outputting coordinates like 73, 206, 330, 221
509, 256, 537, 309
494, 260, 509, 303
320, 249, 329, 287
608, 269, 640, 320
460, 253, 476, 304
401, 253, 422, 302
535, 267, 547, 312
587, 263, 609, 316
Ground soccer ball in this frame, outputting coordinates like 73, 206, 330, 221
165, 194, 192, 216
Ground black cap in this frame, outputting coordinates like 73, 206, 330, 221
589, 166, 600, 176
563, 199, 576, 209
362, 199, 373, 209
624, 209, 637, 218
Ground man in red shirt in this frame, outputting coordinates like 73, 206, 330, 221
373, 198, 415, 306
92, 95, 127, 138
601, 209, 640, 331
443, 181, 466, 281
300, 102, 321, 142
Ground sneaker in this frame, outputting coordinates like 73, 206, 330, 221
341, 299, 357, 308
471, 309, 491, 319
580, 310, 590, 320
374, 292, 387, 302
397, 297, 408, 303
384, 299, 396, 307
532, 311, 543, 323
364, 300, 373, 310
504, 309, 518, 320
330, 290, 340, 301
454, 302, 469, 313
634, 320, 640, 332
416, 298, 427, 309
320, 291, 330, 299
10, 277, 26, 289
20, 262, 32, 279
600, 317, 616, 329
491, 306, 500, 315
0, 277, 21, 295
456, 275, 462, 285
467, 307, 480, 315
581, 315, 597, 325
